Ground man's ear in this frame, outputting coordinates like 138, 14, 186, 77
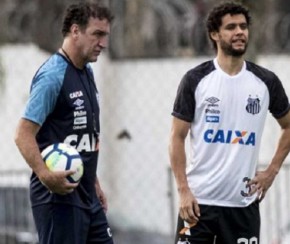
70, 24, 80, 39
210, 31, 219, 42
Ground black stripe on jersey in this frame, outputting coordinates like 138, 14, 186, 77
246, 61, 290, 119
172, 61, 216, 122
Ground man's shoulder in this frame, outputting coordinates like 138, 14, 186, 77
31, 53, 68, 89
183, 60, 215, 83
245, 60, 277, 81
188, 60, 215, 74
37, 53, 68, 78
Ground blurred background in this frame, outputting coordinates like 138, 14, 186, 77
1, 0, 290, 243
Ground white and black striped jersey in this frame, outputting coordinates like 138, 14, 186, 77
172, 58, 290, 207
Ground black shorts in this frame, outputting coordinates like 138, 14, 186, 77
32, 203, 114, 244
175, 202, 260, 244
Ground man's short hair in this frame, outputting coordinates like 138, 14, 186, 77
206, 1, 251, 50
62, 2, 114, 37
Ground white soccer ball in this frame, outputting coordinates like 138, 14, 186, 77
41, 143, 84, 183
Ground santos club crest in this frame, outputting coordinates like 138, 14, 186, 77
246, 95, 261, 115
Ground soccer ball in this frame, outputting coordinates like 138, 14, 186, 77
41, 143, 84, 183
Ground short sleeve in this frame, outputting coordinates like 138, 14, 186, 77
171, 72, 196, 122
23, 68, 64, 126
268, 74, 290, 119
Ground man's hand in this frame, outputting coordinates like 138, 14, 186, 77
39, 169, 78, 195
178, 187, 200, 224
247, 168, 277, 202
95, 180, 108, 212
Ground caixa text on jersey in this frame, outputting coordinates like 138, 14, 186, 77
64, 133, 99, 152
204, 129, 255, 146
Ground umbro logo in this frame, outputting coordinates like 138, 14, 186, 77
206, 97, 220, 104
73, 98, 84, 107
205, 97, 220, 107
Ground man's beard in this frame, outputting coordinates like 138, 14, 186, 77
220, 39, 248, 57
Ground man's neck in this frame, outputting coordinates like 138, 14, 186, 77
216, 53, 244, 76
60, 42, 85, 69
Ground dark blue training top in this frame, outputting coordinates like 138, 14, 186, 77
23, 52, 101, 209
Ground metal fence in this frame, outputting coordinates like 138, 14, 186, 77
0, 171, 37, 244
259, 164, 290, 244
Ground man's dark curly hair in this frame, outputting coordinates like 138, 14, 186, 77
62, 2, 114, 37
206, 1, 251, 50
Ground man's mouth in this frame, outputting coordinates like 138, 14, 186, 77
232, 39, 246, 44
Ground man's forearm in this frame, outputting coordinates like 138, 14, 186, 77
267, 127, 290, 174
169, 138, 189, 192
15, 119, 48, 178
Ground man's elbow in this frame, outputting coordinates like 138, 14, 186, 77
14, 124, 23, 148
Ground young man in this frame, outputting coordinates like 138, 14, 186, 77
14, 3, 114, 244
169, 2, 290, 244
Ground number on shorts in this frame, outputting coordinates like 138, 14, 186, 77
237, 237, 258, 244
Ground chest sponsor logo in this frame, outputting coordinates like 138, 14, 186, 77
70, 91, 83, 99
205, 108, 220, 114
205, 96, 221, 116
74, 116, 87, 125
73, 125, 87, 130
246, 95, 261, 115
64, 133, 98, 152
206, 116, 219, 123
74, 110, 87, 117
204, 129, 255, 146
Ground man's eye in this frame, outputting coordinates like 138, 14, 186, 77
226, 25, 236, 30
240, 24, 248, 30
94, 32, 107, 37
